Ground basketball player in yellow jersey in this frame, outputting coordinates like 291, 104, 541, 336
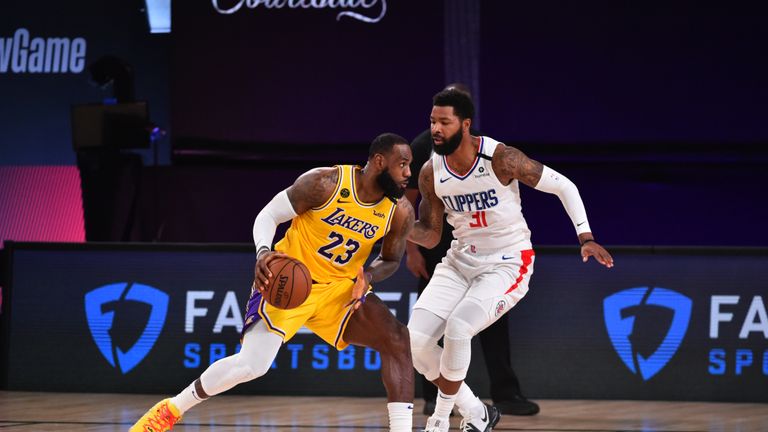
131, 133, 417, 432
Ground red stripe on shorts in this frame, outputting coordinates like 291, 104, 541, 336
505, 249, 535, 294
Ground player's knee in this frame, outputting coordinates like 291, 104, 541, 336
407, 319, 429, 351
444, 316, 476, 340
440, 335, 472, 382
409, 330, 441, 380
440, 318, 474, 382
374, 320, 410, 357
390, 321, 411, 354
236, 351, 270, 381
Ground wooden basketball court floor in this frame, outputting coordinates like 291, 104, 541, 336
1, 391, 766, 431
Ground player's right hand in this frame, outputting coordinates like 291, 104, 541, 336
581, 241, 614, 268
253, 251, 289, 293
347, 266, 369, 311
406, 249, 430, 280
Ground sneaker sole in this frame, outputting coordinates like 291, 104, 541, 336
488, 405, 501, 430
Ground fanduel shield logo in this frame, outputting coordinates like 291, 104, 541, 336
603, 287, 692, 380
85, 282, 169, 374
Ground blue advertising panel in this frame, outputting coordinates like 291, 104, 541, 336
508, 248, 768, 402
1, 242, 416, 396
2, 243, 766, 401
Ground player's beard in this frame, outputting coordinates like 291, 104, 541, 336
376, 169, 406, 200
432, 128, 463, 156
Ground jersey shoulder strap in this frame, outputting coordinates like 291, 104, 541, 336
477, 136, 500, 161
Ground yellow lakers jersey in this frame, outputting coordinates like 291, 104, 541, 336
274, 165, 397, 283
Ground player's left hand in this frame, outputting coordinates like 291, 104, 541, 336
347, 266, 369, 311
582, 241, 614, 268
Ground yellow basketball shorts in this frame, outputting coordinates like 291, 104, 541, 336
243, 278, 369, 350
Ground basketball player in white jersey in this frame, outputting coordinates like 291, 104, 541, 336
408, 89, 613, 432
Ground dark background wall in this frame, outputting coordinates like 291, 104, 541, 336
0, 0, 170, 166
480, 2, 768, 144
1, 0, 767, 247
171, 0, 443, 146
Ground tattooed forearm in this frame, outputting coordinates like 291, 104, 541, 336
382, 201, 415, 262
410, 207, 439, 248
409, 164, 443, 248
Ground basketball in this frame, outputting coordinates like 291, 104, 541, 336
265, 256, 312, 309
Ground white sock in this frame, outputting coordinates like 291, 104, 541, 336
434, 389, 457, 420
455, 382, 483, 418
170, 381, 206, 415
387, 402, 413, 432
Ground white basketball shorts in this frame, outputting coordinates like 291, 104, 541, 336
413, 244, 535, 328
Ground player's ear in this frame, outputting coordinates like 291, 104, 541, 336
463, 118, 472, 133
374, 153, 386, 169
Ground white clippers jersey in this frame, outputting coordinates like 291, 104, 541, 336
432, 136, 532, 252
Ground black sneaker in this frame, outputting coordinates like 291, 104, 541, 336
459, 403, 500, 432
493, 395, 540, 416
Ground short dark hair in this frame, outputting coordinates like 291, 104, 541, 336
433, 88, 475, 121
368, 132, 407, 159
444, 82, 472, 98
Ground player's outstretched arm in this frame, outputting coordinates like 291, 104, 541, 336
408, 160, 445, 248
493, 144, 614, 268
253, 167, 339, 291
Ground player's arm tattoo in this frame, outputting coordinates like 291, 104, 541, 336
409, 162, 445, 248
286, 167, 339, 214
366, 199, 415, 283
493, 144, 544, 188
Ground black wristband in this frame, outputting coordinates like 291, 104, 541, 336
256, 246, 271, 260
580, 239, 595, 246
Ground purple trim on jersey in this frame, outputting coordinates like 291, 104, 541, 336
242, 290, 263, 337
242, 290, 285, 339
333, 303, 356, 348
442, 136, 484, 180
